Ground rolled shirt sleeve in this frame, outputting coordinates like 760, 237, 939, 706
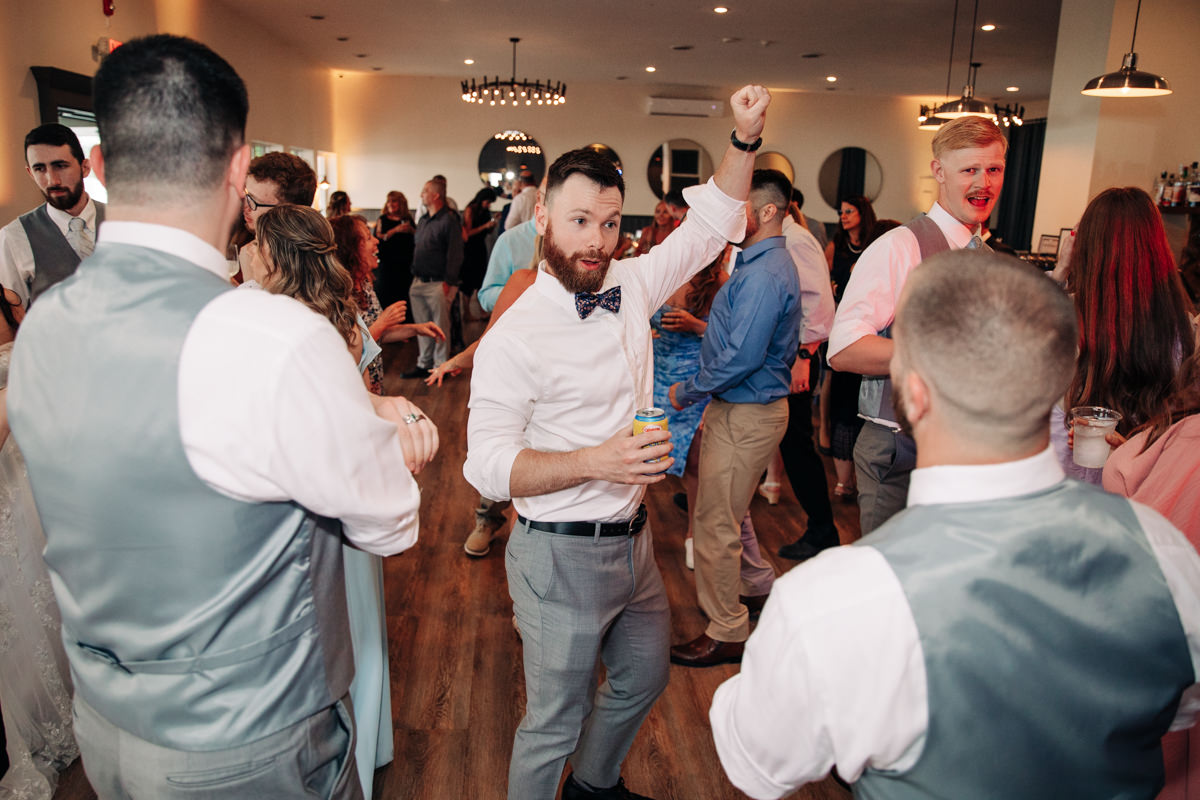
827, 227, 919, 363
463, 325, 537, 502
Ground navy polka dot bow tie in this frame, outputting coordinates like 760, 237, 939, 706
574, 286, 622, 319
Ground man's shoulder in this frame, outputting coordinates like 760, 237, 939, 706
855, 223, 921, 270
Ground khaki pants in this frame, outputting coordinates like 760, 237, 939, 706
693, 397, 788, 642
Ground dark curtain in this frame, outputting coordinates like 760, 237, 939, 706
836, 147, 866, 203
992, 119, 1046, 252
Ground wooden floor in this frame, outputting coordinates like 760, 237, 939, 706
52, 315, 860, 800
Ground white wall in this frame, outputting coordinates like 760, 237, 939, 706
332, 74, 937, 226
0, 0, 335, 224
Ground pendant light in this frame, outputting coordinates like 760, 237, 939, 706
1081, 0, 1170, 97
933, 0, 997, 121
917, 0, 957, 131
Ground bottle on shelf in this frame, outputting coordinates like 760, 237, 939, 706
1153, 170, 1169, 205
1169, 168, 1188, 207
1163, 174, 1177, 207
1188, 162, 1200, 209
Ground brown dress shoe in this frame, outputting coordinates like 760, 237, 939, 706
740, 593, 769, 617
669, 633, 744, 667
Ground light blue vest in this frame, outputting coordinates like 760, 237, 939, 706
856, 481, 1193, 800
8, 244, 353, 751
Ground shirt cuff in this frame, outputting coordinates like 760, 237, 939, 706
675, 380, 708, 408
682, 178, 747, 245
827, 320, 877, 360
463, 442, 523, 502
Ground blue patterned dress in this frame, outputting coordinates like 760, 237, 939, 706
650, 305, 709, 478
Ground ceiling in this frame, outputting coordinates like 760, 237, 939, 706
226, 0, 1063, 105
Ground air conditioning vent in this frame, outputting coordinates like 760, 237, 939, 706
645, 97, 725, 118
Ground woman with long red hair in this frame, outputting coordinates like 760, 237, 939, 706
1053, 186, 1195, 482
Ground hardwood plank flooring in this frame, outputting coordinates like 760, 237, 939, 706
52, 316, 858, 800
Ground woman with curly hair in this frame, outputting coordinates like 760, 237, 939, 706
1054, 186, 1196, 483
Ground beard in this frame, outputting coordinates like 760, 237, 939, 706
735, 211, 760, 249
43, 179, 85, 212
543, 222, 612, 294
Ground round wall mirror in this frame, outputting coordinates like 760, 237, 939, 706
646, 138, 713, 200
817, 147, 883, 209
754, 151, 795, 183
584, 143, 624, 177
478, 130, 546, 189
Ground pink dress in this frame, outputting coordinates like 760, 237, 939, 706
1104, 415, 1200, 800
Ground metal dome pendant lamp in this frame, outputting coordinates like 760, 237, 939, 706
933, 0, 997, 122
1081, 0, 1171, 97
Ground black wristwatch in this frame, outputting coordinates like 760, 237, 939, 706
797, 348, 813, 360
730, 129, 763, 152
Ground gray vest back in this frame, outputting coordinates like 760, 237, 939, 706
857, 481, 1193, 800
858, 214, 949, 423
18, 201, 105, 304
8, 243, 353, 750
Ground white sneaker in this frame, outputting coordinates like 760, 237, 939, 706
685, 537, 694, 571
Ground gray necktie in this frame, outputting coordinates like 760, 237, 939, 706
966, 234, 986, 250
67, 216, 95, 259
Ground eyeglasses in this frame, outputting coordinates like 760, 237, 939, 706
838, 208, 857, 216
243, 194, 281, 212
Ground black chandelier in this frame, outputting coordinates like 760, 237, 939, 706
992, 102, 1025, 127
462, 37, 566, 107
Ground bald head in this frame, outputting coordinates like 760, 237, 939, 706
891, 251, 1077, 455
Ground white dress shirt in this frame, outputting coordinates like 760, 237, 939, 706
710, 447, 1200, 800
827, 202, 974, 362
464, 178, 745, 522
98, 221, 421, 556
781, 215, 835, 347
504, 184, 538, 231
0, 197, 99, 307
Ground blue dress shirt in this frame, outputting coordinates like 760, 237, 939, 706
675, 236, 802, 407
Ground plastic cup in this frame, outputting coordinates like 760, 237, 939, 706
1069, 406, 1122, 468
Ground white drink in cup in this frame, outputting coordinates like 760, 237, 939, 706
1069, 406, 1123, 469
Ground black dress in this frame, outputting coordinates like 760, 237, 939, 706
460, 207, 491, 297
374, 215, 414, 311
828, 241, 865, 460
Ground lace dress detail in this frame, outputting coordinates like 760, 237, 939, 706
0, 342, 79, 798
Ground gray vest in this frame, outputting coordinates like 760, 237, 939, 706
858, 214, 949, 423
856, 481, 1193, 800
18, 201, 105, 304
8, 243, 353, 751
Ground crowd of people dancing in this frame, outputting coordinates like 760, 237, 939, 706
2, 32, 1200, 800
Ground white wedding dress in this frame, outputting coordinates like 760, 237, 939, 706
0, 341, 78, 798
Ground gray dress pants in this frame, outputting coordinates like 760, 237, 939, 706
72, 693, 362, 800
853, 420, 915, 535
505, 518, 670, 800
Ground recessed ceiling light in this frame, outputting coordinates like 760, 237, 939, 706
616, 75, 628, 80
801, 53, 823, 59
372, 67, 383, 71
672, 44, 694, 51
645, 66, 657, 72
309, 15, 325, 20
825, 75, 837, 82
336, 36, 349, 42
981, 23, 996, 31
355, 53, 367, 58
1006, 85, 1020, 92
714, 6, 729, 13
464, 58, 474, 65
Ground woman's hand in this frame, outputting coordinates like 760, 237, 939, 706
411, 322, 445, 341
377, 300, 407, 328
661, 308, 704, 336
425, 358, 463, 387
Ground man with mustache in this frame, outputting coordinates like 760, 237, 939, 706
827, 116, 1007, 536
465, 85, 770, 800
711, 251, 1200, 800
0, 124, 105, 307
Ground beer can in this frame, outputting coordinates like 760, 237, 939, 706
633, 407, 669, 464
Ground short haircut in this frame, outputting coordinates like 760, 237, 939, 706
546, 148, 625, 204
932, 116, 1008, 160
93, 34, 248, 204
791, 188, 805, 210
664, 189, 688, 209
893, 251, 1076, 451
427, 177, 447, 200
248, 152, 317, 206
750, 169, 791, 213
519, 170, 536, 186
25, 123, 85, 164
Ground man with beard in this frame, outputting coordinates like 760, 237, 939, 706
464, 85, 770, 800
711, 251, 1200, 800
1, 124, 105, 307
666, 169, 802, 668
828, 116, 1007, 534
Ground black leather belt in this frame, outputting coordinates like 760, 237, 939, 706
413, 276, 441, 283
517, 504, 647, 538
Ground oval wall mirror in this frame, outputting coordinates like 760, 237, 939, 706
584, 143, 624, 177
754, 151, 795, 183
646, 138, 713, 200
478, 130, 546, 188
817, 147, 883, 209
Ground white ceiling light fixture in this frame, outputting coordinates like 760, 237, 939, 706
980, 23, 996, 31
461, 37, 566, 107
933, 0, 997, 121
714, 6, 729, 13
825, 75, 837, 82
645, 65, 657, 72
1081, 0, 1171, 97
